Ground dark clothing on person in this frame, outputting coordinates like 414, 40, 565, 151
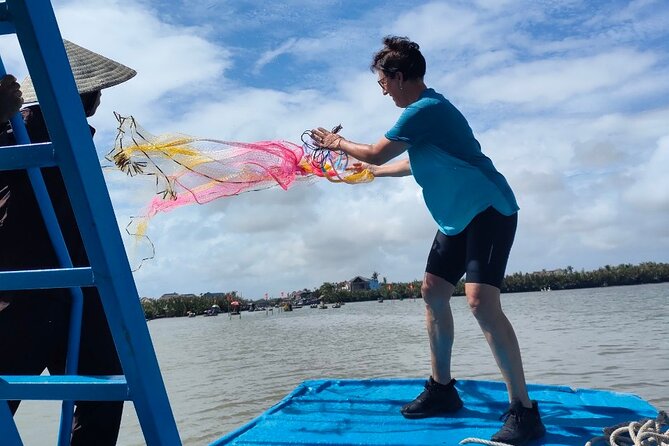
425, 206, 517, 288
0, 105, 123, 445
0, 106, 88, 273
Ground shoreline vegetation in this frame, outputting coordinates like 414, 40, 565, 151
141, 261, 669, 320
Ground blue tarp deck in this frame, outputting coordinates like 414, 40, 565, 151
211, 379, 658, 445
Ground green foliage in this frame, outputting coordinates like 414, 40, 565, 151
500, 262, 669, 293
140, 262, 669, 319
141, 291, 240, 319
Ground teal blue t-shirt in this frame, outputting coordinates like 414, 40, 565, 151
385, 88, 519, 235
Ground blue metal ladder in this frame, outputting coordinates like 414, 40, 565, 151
0, 0, 181, 444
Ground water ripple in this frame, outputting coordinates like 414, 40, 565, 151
12, 284, 669, 445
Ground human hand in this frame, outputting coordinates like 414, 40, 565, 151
347, 161, 375, 175
310, 126, 343, 150
0, 75, 23, 122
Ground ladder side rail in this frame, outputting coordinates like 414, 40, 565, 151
0, 56, 84, 445
7, 1, 181, 444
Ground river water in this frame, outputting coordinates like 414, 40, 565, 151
13, 282, 669, 445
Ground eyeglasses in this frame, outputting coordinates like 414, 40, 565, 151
377, 77, 389, 90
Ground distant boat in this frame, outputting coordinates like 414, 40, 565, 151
204, 305, 221, 316
377, 297, 384, 303
332, 303, 341, 309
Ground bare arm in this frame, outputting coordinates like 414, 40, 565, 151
311, 127, 409, 165
362, 158, 411, 177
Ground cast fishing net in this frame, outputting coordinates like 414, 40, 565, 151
105, 113, 373, 268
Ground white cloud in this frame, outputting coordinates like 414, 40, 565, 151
253, 38, 299, 74
52, 0, 231, 134
624, 135, 669, 211
3, 0, 668, 298
463, 49, 657, 106
97, 0, 669, 297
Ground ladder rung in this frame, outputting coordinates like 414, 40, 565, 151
0, 142, 56, 170
0, 375, 129, 401
0, 267, 94, 291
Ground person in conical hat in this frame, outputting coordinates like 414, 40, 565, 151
20, 39, 136, 115
0, 40, 136, 445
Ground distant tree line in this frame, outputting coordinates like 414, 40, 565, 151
141, 262, 669, 319
500, 262, 669, 293
314, 262, 669, 302
141, 291, 239, 320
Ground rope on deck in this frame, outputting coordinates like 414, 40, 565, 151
586, 410, 669, 446
459, 439, 512, 446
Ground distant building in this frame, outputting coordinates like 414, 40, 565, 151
346, 276, 380, 291
201, 292, 234, 300
290, 289, 313, 301
159, 293, 198, 299
159, 292, 180, 299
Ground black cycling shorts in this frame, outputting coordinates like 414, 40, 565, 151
425, 207, 517, 288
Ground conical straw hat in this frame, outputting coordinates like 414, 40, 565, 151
21, 39, 136, 103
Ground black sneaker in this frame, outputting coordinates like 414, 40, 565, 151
491, 398, 546, 445
400, 376, 463, 419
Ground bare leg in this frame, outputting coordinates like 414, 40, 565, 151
421, 272, 456, 385
466, 282, 531, 407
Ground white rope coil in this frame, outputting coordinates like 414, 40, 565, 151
586, 411, 669, 446
459, 438, 513, 446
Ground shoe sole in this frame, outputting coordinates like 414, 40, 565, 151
400, 401, 463, 419
491, 425, 546, 445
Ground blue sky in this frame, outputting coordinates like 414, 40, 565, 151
1, 0, 668, 299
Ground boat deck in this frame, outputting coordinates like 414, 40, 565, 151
211, 378, 658, 445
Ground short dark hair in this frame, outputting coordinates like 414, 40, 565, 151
370, 36, 426, 81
